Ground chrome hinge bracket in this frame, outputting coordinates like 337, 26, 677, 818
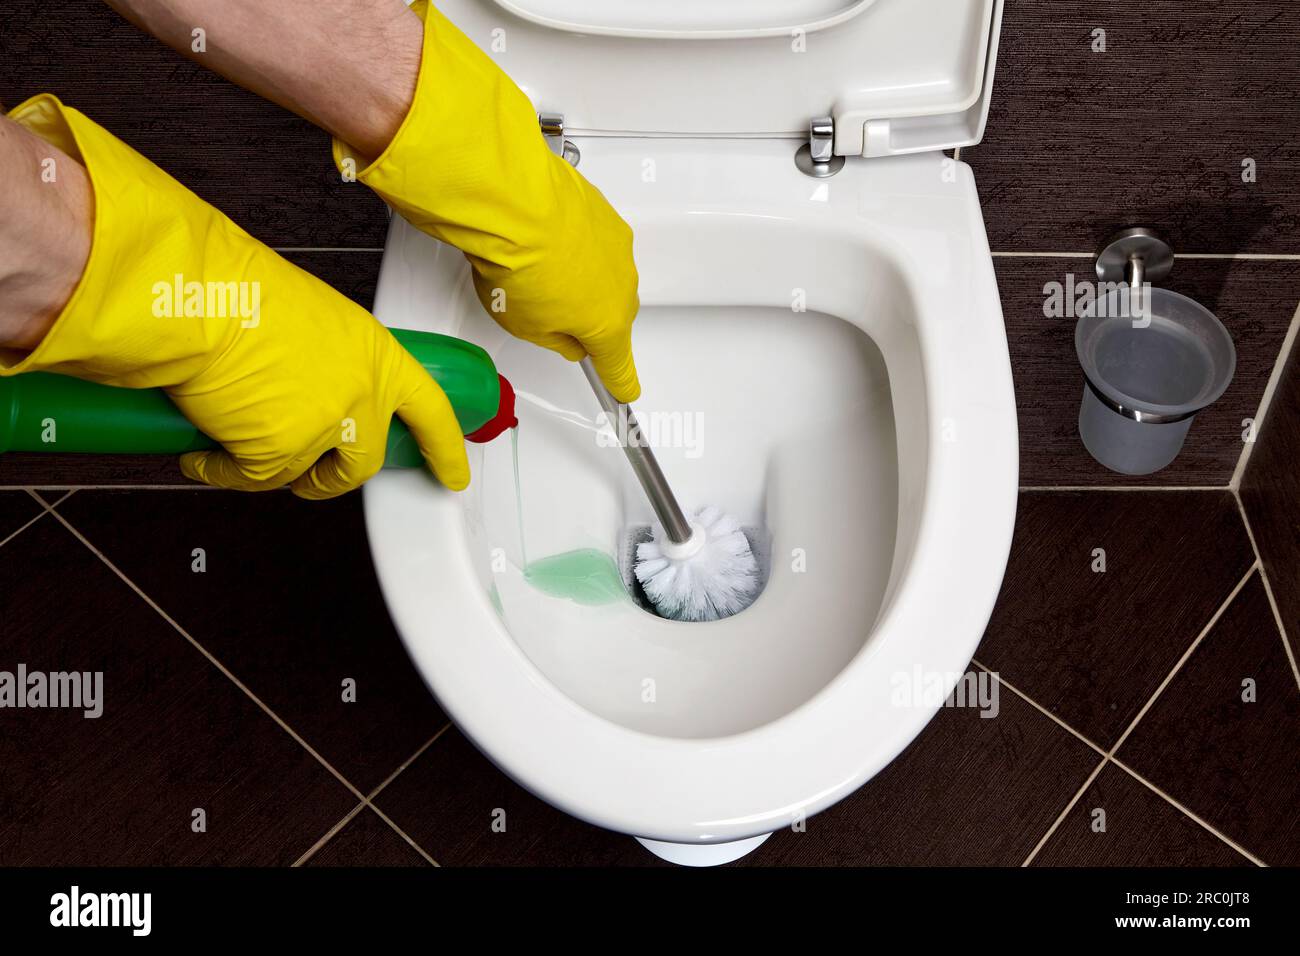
794, 115, 845, 178
538, 112, 581, 167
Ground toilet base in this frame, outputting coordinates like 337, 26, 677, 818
635, 833, 771, 866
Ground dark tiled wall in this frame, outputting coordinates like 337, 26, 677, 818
966, 1, 1300, 253
1, 0, 1298, 488
1000, 257, 1298, 486
1242, 344, 1300, 660
0, 4, 388, 248
963, 0, 1300, 486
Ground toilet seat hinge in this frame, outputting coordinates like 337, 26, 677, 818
538, 112, 581, 167
795, 116, 845, 179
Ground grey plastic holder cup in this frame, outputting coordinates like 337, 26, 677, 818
1075, 287, 1235, 475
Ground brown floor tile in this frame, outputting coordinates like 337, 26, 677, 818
978, 491, 1255, 747
0, 491, 41, 539
965, 1, 1300, 253
0, 1, 389, 249
1031, 764, 1249, 867
0, 518, 354, 864
1241, 341, 1300, 660
374, 729, 667, 867
1117, 573, 1300, 865
56, 489, 446, 793
380, 682, 1096, 868
305, 808, 429, 867
739, 683, 1099, 866
995, 257, 1300, 486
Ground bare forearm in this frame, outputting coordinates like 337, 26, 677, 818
103, 0, 422, 158
0, 116, 92, 350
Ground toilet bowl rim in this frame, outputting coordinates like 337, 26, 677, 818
363, 152, 1019, 842
365, 347, 1017, 842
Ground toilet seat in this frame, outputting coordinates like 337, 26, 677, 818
365, 132, 1018, 843
434, 0, 1003, 157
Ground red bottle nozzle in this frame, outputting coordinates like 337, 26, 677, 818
465, 374, 517, 443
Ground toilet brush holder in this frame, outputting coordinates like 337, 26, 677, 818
1076, 231, 1235, 475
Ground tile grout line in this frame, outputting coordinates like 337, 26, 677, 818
288, 724, 453, 868
0, 497, 52, 551
1230, 299, 1300, 490
360, 725, 453, 867
6, 483, 1235, 494
272, 247, 386, 253
366, 803, 440, 867
1080, 564, 1263, 867
2, 484, 212, 492
1108, 564, 1258, 756
26, 488, 77, 508
970, 658, 1107, 756
46, 497, 450, 865
1231, 491, 1300, 691
990, 251, 1300, 260
1012, 563, 1260, 865
34, 488, 450, 868
1018, 485, 1227, 492
33, 499, 371, 806
1109, 758, 1266, 867
291, 801, 368, 867
972, 663, 1112, 867
367, 723, 453, 802
1021, 757, 1108, 867
1170, 253, 1300, 261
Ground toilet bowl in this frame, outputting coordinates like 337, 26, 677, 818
365, 0, 1017, 864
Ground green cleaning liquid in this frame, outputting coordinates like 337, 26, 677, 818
509, 424, 626, 607
512, 426, 528, 566
524, 549, 627, 606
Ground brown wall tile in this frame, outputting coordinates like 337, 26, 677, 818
967, 1, 1300, 253
997, 257, 1300, 485
0, 1, 389, 248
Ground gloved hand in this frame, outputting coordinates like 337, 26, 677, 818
1, 94, 469, 498
333, 0, 642, 403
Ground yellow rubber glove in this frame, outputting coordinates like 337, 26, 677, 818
333, 0, 641, 403
1, 94, 469, 497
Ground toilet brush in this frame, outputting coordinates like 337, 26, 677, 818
580, 357, 759, 622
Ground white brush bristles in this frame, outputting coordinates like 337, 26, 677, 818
634, 506, 760, 622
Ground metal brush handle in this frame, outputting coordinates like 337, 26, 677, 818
580, 357, 694, 545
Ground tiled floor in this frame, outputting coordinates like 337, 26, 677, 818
1, 485, 1294, 867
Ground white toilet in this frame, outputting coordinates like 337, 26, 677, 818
365, 0, 1017, 865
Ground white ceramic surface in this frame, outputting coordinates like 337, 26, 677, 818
434, 0, 1004, 156
636, 834, 772, 867
365, 141, 1018, 848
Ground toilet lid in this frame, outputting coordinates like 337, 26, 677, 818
436, 0, 1004, 157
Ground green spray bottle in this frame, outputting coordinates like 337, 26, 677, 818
0, 328, 518, 466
